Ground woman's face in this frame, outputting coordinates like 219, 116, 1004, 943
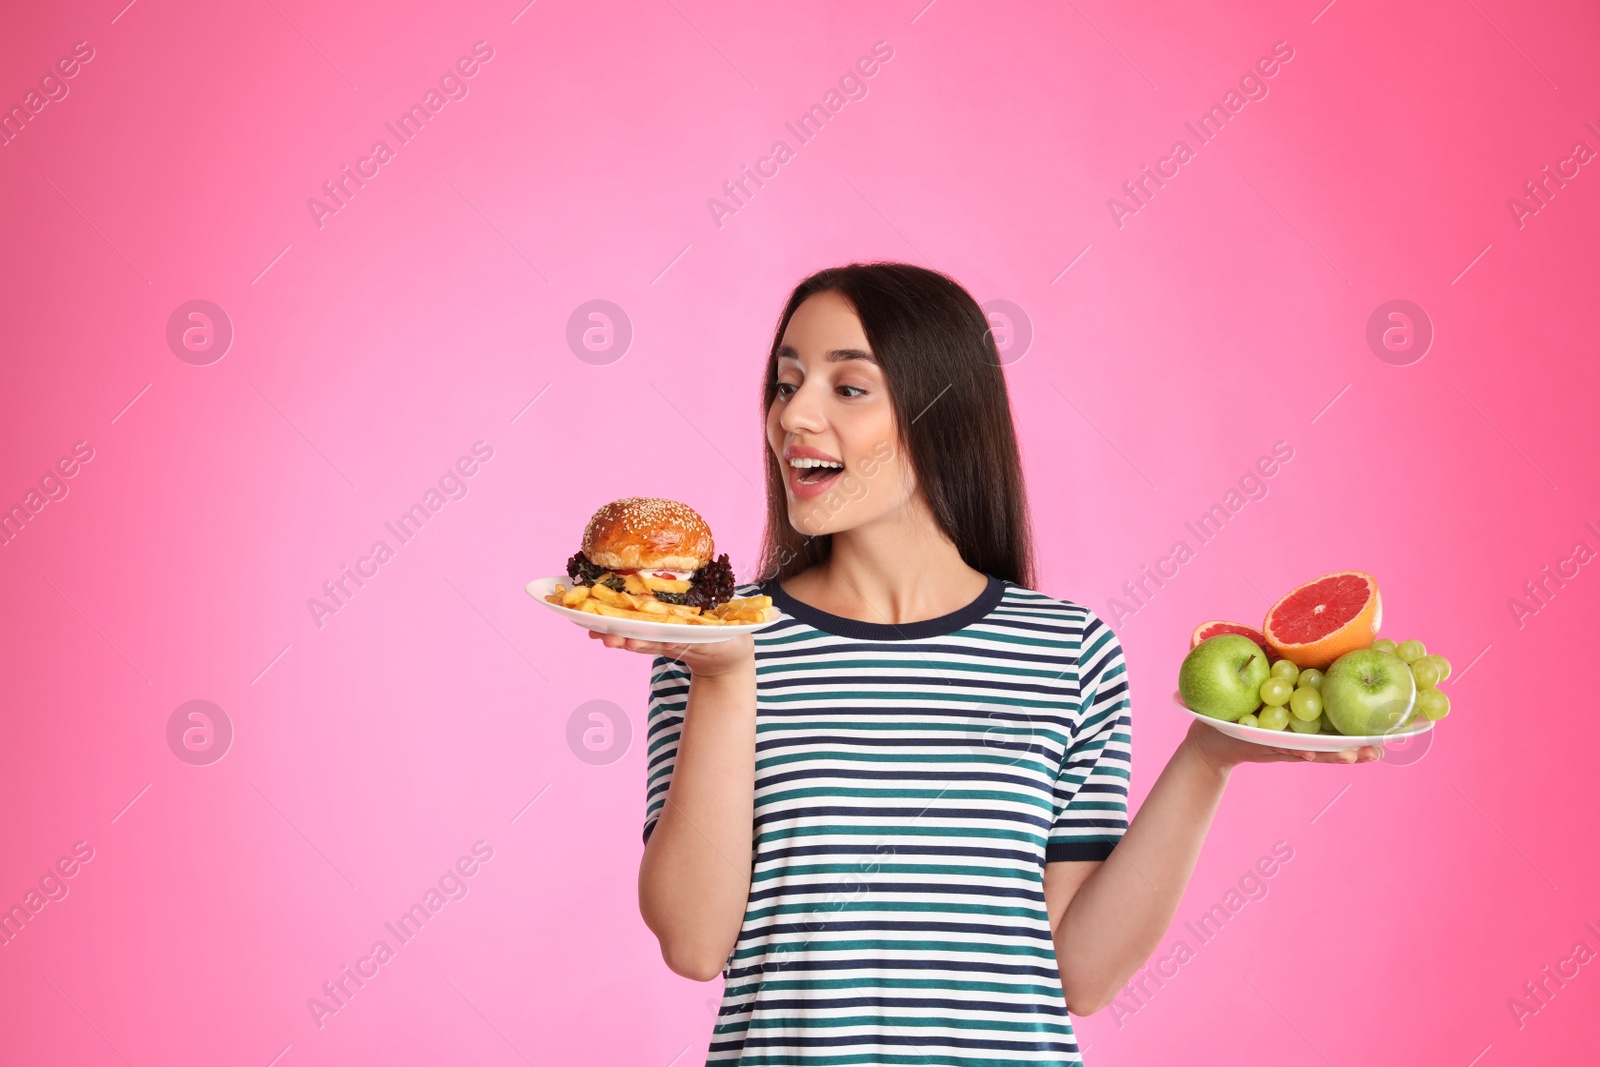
765, 290, 915, 537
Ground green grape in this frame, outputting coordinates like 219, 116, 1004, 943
1260, 677, 1294, 707
1238, 713, 1260, 728
1289, 714, 1321, 734
1270, 659, 1301, 685
1316, 713, 1337, 734
1258, 705, 1290, 731
1297, 668, 1324, 691
1289, 687, 1322, 721
1416, 689, 1450, 720
1395, 639, 1426, 664
1419, 653, 1451, 682
1410, 660, 1442, 689
1370, 638, 1397, 655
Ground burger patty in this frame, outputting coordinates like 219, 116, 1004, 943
564, 549, 735, 611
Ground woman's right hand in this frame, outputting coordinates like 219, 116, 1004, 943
587, 627, 755, 679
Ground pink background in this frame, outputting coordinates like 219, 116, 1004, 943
2, 0, 1597, 1063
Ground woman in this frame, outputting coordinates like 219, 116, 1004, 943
591, 262, 1380, 1064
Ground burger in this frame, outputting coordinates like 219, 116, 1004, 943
563, 497, 736, 612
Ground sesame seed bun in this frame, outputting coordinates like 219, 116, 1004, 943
581, 497, 714, 572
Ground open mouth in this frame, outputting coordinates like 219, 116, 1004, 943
790, 459, 844, 486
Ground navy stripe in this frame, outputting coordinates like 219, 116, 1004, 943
644, 581, 1132, 1065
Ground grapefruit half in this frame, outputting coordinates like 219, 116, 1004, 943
1262, 571, 1382, 669
1190, 621, 1277, 662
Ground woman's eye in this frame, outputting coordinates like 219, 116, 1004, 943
773, 381, 866, 399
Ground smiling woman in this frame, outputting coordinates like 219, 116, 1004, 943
758, 265, 1036, 590
605, 261, 1381, 1067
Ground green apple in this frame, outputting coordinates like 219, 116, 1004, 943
1321, 649, 1417, 736
1179, 634, 1270, 721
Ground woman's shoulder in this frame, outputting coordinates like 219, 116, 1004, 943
991, 581, 1119, 640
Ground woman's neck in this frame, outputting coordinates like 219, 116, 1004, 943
784, 495, 991, 626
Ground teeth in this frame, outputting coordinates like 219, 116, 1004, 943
788, 458, 843, 469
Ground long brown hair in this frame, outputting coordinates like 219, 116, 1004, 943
754, 261, 1038, 590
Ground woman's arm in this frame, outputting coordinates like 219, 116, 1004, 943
593, 630, 759, 982
637, 665, 758, 980
1047, 719, 1379, 1014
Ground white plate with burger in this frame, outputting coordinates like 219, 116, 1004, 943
528, 497, 777, 644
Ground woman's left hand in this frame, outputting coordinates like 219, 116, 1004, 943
1182, 716, 1381, 773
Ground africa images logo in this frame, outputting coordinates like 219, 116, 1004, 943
0, 39, 96, 150
706, 40, 895, 229
1105, 40, 1296, 228
305, 42, 496, 229
306, 441, 495, 629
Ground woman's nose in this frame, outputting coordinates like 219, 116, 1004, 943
779, 381, 827, 433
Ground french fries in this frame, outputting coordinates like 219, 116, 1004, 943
545, 576, 772, 627
619, 572, 693, 595
708, 596, 774, 624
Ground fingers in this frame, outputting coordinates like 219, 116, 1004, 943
1247, 741, 1387, 765
1265, 746, 1382, 764
587, 630, 661, 654
1310, 747, 1381, 764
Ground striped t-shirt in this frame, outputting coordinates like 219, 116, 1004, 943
643, 575, 1133, 1066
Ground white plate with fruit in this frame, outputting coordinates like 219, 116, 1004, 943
1171, 692, 1434, 752
1177, 571, 1453, 752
